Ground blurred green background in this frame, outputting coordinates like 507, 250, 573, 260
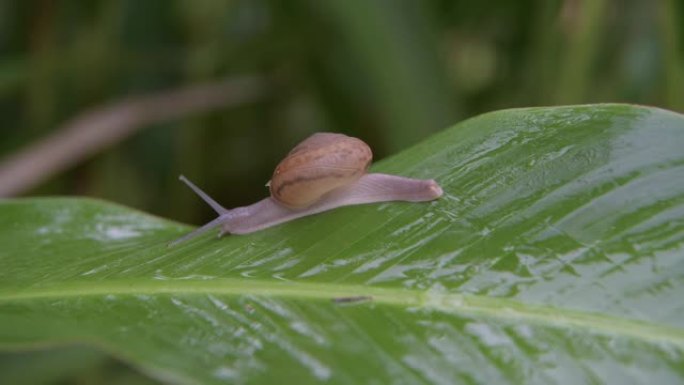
0, 0, 682, 227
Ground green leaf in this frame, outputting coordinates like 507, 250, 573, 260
2, 104, 684, 384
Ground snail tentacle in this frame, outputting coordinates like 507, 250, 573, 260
168, 215, 226, 247
178, 175, 227, 214
168, 176, 239, 246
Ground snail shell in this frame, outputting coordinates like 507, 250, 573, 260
269, 133, 372, 208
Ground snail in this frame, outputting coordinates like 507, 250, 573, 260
170, 132, 442, 246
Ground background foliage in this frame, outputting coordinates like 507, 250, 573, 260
0, 0, 682, 224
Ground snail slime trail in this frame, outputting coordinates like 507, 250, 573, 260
170, 132, 443, 246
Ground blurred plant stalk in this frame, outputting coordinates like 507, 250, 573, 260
0, 76, 267, 197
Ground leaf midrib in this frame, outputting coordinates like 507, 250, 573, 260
2, 278, 682, 348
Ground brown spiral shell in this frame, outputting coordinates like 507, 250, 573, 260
269, 133, 372, 208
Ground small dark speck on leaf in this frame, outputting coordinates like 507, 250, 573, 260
332, 296, 373, 304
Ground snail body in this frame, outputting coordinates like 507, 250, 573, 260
170, 133, 442, 246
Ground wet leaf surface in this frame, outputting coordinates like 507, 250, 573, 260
1, 105, 684, 384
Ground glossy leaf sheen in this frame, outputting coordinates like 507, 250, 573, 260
2, 105, 684, 384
